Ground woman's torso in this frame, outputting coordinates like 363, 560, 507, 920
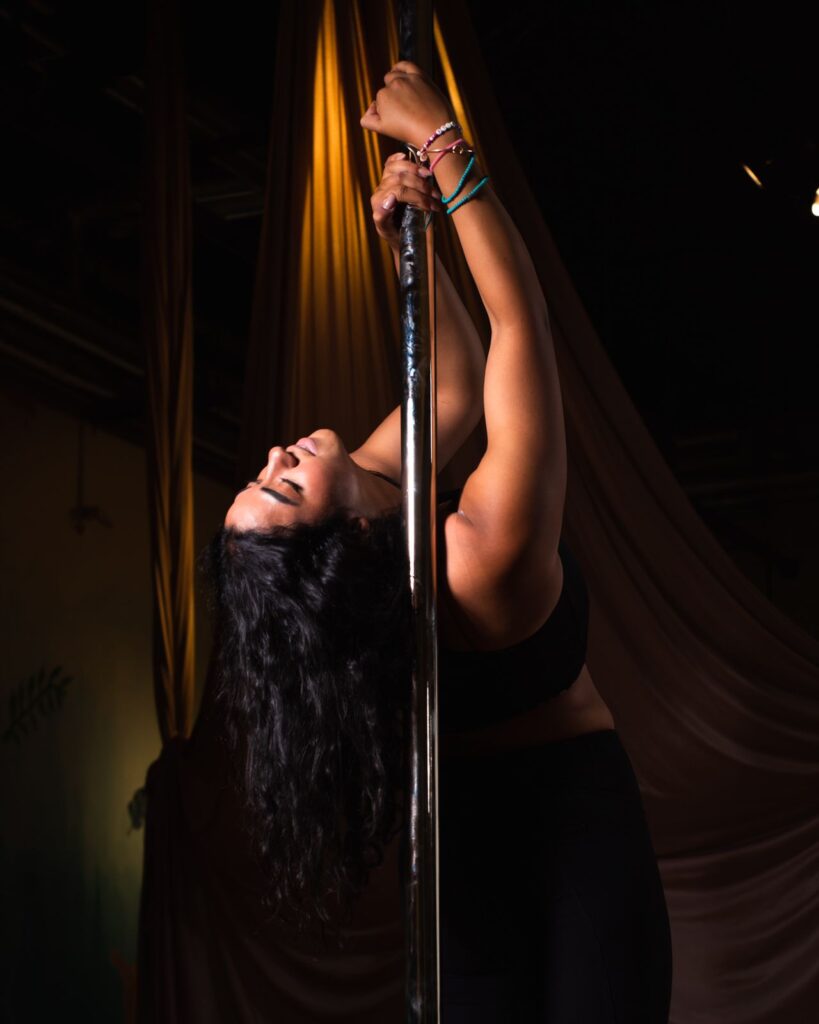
361, 470, 615, 756
434, 487, 615, 758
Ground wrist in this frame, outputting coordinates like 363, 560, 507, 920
414, 115, 459, 153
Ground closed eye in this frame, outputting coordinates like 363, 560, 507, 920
242, 477, 302, 497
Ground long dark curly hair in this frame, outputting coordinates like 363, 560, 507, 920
203, 508, 412, 935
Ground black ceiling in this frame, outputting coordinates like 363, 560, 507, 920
2, 1, 817, 549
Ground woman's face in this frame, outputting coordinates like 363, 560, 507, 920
225, 428, 359, 530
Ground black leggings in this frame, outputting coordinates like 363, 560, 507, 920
439, 728, 672, 1022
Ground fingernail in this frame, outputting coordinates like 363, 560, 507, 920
418, 167, 432, 178
382, 194, 397, 210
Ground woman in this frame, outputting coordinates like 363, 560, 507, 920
209, 62, 672, 1022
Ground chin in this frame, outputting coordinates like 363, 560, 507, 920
224, 500, 261, 532
313, 427, 349, 459
223, 505, 243, 530
314, 426, 342, 444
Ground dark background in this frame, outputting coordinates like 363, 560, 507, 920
1, 0, 817, 630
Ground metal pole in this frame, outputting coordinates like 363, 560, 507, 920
397, 2, 439, 1021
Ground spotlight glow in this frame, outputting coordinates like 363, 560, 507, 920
742, 164, 763, 188
812, 188, 819, 218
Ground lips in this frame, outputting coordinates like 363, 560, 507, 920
295, 436, 318, 456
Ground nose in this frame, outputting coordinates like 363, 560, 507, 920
265, 445, 298, 469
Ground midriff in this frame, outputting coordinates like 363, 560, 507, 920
435, 503, 615, 758
438, 662, 615, 759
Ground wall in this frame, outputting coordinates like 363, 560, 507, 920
0, 390, 232, 1023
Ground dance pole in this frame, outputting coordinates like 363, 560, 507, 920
396, 1, 439, 1021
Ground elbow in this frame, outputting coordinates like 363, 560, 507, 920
487, 292, 550, 337
488, 307, 553, 353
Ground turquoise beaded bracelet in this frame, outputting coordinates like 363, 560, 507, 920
446, 175, 490, 215
441, 155, 476, 205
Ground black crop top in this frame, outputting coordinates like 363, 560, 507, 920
438, 535, 589, 733
363, 473, 590, 734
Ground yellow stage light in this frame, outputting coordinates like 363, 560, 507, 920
742, 164, 763, 188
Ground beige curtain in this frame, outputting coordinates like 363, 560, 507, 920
435, 4, 819, 1020
138, 2, 819, 1020
141, 0, 196, 743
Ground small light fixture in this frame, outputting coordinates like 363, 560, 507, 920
812, 188, 819, 218
742, 164, 764, 187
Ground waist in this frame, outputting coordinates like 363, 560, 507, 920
439, 663, 615, 759
440, 727, 624, 780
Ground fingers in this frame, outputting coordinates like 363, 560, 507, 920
389, 60, 423, 76
371, 184, 439, 241
373, 166, 443, 213
360, 84, 391, 129
371, 158, 443, 243
383, 151, 431, 177
383, 60, 425, 85
373, 184, 441, 211
359, 98, 381, 130
381, 155, 441, 190
363, 62, 425, 131
376, 183, 442, 211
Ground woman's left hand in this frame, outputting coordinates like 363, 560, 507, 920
371, 152, 443, 249
360, 61, 454, 148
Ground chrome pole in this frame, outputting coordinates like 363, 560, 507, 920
397, 2, 439, 1021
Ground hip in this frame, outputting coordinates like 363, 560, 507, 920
438, 726, 659, 864
438, 728, 673, 1021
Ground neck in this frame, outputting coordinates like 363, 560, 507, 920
355, 466, 402, 517
366, 468, 401, 489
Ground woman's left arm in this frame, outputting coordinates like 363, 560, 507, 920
352, 154, 486, 479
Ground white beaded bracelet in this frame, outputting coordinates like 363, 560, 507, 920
417, 120, 462, 161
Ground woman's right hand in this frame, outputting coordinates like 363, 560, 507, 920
370, 152, 443, 249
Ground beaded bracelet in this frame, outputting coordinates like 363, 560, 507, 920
441, 155, 476, 204
446, 175, 490, 215
417, 119, 461, 161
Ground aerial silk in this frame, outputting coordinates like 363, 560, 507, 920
141, 0, 196, 744
137, 1, 819, 1021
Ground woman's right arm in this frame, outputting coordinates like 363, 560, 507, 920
362, 62, 567, 639
430, 131, 567, 573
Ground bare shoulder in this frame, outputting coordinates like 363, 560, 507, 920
438, 508, 564, 651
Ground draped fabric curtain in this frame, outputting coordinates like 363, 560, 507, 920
137, 2, 819, 1021
137, 1, 199, 1013
434, 5, 819, 1020
238, 0, 489, 486
238, 0, 399, 482
141, 0, 196, 743
236, 0, 323, 485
